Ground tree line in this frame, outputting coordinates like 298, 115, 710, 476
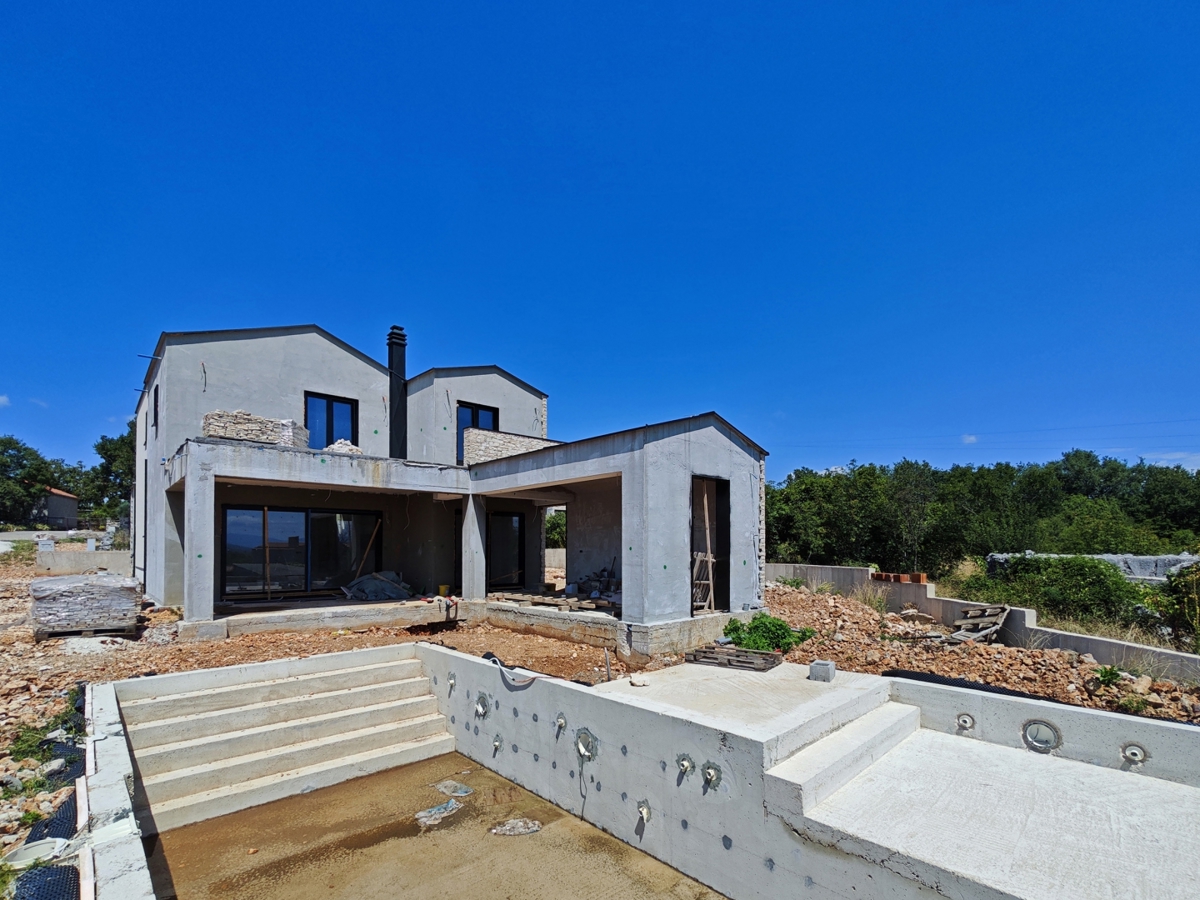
0, 421, 135, 524
766, 449, 1200, 577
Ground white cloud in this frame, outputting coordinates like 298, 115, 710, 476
961, 434, 978, 444
29, 398, 47, 408
1145, 451, 1200, 472
0, 394, 9, 408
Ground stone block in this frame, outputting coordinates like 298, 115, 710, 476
177, 620, 229, 642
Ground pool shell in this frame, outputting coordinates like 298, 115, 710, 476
145, 752, 725, 900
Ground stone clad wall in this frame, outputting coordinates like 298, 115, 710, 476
463, 427, 559, 465
201, 410, 309, 448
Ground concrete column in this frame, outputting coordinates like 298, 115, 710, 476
462, 495, 487, 600
182, 454, 217, 622
620, 457, 647, 624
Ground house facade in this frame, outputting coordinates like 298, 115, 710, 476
133, 325, 767, 633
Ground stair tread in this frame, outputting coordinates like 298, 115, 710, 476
126, 674, 431, 731
135, 694, 437, 758
150, 731, 454, 813
770, 702, 920, 777
122, 658, 421, 708
142, 713, 446, 786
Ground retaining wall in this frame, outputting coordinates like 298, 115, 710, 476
545, 547, 566, 569
766, 563, 1200, 684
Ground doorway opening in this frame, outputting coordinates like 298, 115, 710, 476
487, 511, 525, 588
690, 477, 730, 614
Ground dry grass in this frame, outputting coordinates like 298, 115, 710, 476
1035, 613, 1179, 652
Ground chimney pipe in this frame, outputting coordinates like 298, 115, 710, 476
387, 326, 407, 459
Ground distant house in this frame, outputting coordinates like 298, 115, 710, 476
32, 488, 79, 529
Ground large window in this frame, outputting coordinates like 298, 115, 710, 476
457, 402, 499, 465
222, 506, 381, 599
305, 392, 358, 450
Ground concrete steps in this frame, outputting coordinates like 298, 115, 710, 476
119, 644, 453, 832
120, 658, 426, 723
133, 695, 440, 775
126, 675, 433, 748
765, 701, 920, 820
141, 713, 448, 802
145, 731, 454, 833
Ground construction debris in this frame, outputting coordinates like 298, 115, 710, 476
415, 798, 462, 826
322, 439, 363, 455
490, 818, 541, 835
342, 571, 411, 602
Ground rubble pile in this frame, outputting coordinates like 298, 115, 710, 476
765, 582, 1200, 723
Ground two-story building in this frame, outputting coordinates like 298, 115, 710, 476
133, 324, 767, 656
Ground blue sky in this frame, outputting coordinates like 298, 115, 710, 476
2, 2, 1198, 479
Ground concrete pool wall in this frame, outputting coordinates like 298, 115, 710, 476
83, 642, 1200, 899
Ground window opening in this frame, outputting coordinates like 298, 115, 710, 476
457, 402, 500, 465
305, 392, 358, 450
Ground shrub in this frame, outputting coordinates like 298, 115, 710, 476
1152, 563, 1200, 654
955, 556, 1148, 625
1095, 665, 1122, 687
724, 613, 813, 653
777, 578, 806, 590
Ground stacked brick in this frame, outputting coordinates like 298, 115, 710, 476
201, 409, 310, 448
871, 572, 928, 584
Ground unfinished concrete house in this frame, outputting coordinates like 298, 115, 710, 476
131, 324, 767, 656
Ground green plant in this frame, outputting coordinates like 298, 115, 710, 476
6, 685, 83, 764
0, 861, 14, 894
1095, 665, 1122, 687
811, 581, 835, 594
777, 577, 806, 590
724, 613, 812, 653
19, 810, 42, 826
1117, 695, 1148, 714
850, 581, 891, 627
1152, 563, 1200, 654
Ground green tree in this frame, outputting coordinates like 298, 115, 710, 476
0, 436, 54, 523
84, 420, 135, 516
545, 509, 566, 549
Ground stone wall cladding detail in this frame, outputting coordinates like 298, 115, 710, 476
201, 409, 310, 448
463, 427, 560, 465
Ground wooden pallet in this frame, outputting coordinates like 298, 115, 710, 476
35, 625, 138, 642
948, 605, 1009, 644
685, 644, 782, 671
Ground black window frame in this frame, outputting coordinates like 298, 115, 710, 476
219, 504, 383, 600
457, 401, 500, 465
304, 391, 359, 449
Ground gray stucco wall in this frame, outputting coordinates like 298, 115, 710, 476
407, 369, 547, 466
472, 416, 766, 625
567, 477, 622, 585
137, 328, 390, 603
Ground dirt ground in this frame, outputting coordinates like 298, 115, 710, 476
150, 751, 722, 900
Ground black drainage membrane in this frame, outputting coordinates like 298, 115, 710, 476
13, 865, 80, 900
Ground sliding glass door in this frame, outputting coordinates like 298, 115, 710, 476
222, 506, 381, 599
310, 512, 381, 591
487, 512, 525, 588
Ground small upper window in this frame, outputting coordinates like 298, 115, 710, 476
457, 402, 499, 464
152, 385, 159, 434
305, 392, 358, 450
